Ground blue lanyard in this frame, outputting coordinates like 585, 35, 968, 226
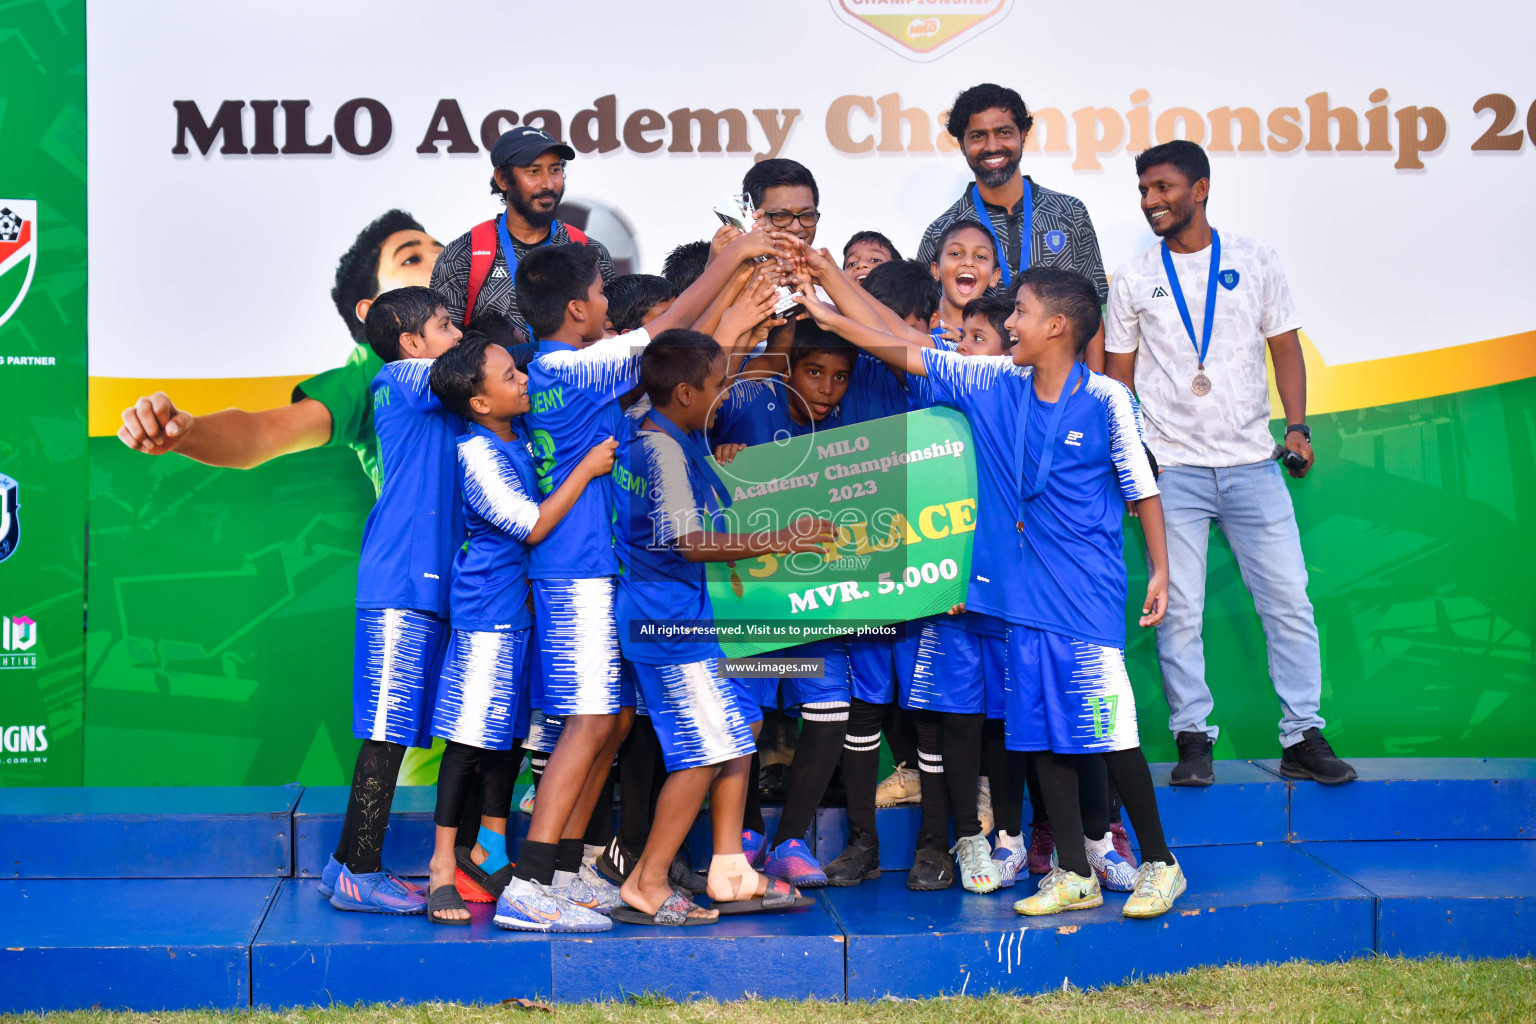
1013, 361, 1083, 524
645, 408, 733, 520
496, 212, 562, 295
970, 180, 1032, 288
1159, 229, 1221, 368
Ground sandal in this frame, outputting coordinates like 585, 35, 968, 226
610, 889, 717, 927
712, 873, 815, 916
455, 845, 514, 900
427, 884, 471, 926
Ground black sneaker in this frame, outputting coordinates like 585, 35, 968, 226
824, 834, 881, 887
1280, 728, 1358, 785
907, 845, 954, 891
1170, 731, 1215, 787
668, 848, 708, 894
596, 836, 638, 884
759, 762, 788, 802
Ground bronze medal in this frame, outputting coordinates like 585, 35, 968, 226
1191, 370, 1212, 397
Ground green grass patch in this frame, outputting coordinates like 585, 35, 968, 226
6, 957, 1531, 1024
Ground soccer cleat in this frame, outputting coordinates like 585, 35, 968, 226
317, 854, 343, 898
383, 866, 424, 895
1087, 844, 1139, 892
577, 863, 627, 915
1026, 820, 1055, 874
742, 829, 768, 869
1122, 859, 1187, 919
329, 865, 428, 915
992, 840, 1027, 888
1013, 866, 1102, 916
1280, 728, 1358, 785
952, 832, 1002, 894
823, 835, 881, 886
494, 877, 611, 933
875, 762, 921, 807
907, 845, 954, 891
597, 836, 639, 884
1108, 821, 1137, 868
518, 786, 536, 815
547, 874, 604, 912
977, 776, 994, 837
763, 838, 828, 888
1170, 731, 1215, 787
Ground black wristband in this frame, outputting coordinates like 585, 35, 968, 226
1285, 423, 1311, 441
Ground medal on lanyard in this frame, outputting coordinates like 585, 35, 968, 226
1012, 361, 1084, 532
1160, 229, 1221, 397
971, 180, 1032, 289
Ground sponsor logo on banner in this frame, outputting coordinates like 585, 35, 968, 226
0, 200, 38, 332
0, 474, 19, 563
0, 724, 49, 762
2, 615, 38, 670
830, 0, 1014, 62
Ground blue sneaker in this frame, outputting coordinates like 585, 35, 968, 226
318, 854, 343, 898
329, 865, 427, 914
763, 838, 827, 888
742, 829, 768, 869
1088, 845, 1139, 892
992, 842, 1027, 889
494, 876, 611, 933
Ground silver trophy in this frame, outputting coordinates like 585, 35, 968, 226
713, 193, 800, 317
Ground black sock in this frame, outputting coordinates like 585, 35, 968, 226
340, 739, 407, 874
481, 743, 519, 820
618, 717, 660, 851
529, 750, 548, 791
913, 711, 950, 850
940, 712, 984, 837
1077, 753, 1112, 839
1024, 748, 1048, 826
743, 751, 767, 834
842, 699, 885, 842
514, 839, 558, 885
982, 720, 1023, 836
582, 765, 615, 849
883, 702, 920, 768
434, 741, 481, 829
1033, 751, 1089, 875
773, 706, 847, 845
1102, 748, 1173, 864
556, 837, 585, 875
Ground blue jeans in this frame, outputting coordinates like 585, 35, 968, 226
1152, 460, 1324, 748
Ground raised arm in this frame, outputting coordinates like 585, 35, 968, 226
646, 229, 792, 335
795, 290, 929, 377
118, 393, 334, 469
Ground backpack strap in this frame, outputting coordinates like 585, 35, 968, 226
462, 219, 499, 328
563, 223, 588, 245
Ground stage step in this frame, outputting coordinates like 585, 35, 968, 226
823, 842, 1376, 1000
0, 878, 281, 1012
251, 879, 846, 1005
0, 786, 298, 878
1268, 758, 1536, 841
1299, 840, 1536, 959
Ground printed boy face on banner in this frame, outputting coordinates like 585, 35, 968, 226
0, 200, 38, 332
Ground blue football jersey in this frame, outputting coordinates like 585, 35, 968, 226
524, 329, 648, 579
706, 376, 842, 449
449, 423, 541, 633
614, 424, 724, 666
838, 352, 908, 425
920, 350, 1158, 647
356, 358, 466, 615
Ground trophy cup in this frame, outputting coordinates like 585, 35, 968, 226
713, 193, 800, 317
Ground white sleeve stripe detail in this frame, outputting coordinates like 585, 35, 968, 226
541, 331, 647, 394
387, 357, 435, 394
1087, 373, 1159, 501
458, 435, 539, 539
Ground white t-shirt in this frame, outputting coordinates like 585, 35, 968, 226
1105, 231, 1301, 468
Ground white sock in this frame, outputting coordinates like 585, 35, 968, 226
995, 829, 1024, 853
582, 844, 602, 869
1085, 832, 1113, 857
551, 868, 577, 887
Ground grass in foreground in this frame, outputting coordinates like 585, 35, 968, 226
8, 957, 1532, 1024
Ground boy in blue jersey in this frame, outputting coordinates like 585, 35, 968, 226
326, 287, 462, 916
508, 230, 791, 906
424, 335, 620, 930
613, 329, 831, 924
797, 267, 1187, 919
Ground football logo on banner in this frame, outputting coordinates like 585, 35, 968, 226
0, 200, 38, 332
0, 474, 19, 563
830, 0, 1014, 62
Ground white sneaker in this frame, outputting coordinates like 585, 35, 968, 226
577, 863, 626, 914
951, 832, 1002, 894
875, 762, 921, 807
494, 876, 611, 933
992, 836, 1027, 888
977, 776, 994, 836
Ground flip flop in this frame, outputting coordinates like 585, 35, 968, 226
713, 875, 815, 916
427, 884, 471, 926
455, 846, 515, 900
610, 889, 717, 927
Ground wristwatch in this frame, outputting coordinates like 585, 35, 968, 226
1285, 423, 1311, 441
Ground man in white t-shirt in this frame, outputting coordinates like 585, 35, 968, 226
1104, 141, 1356, 787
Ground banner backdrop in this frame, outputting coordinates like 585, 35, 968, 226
0, 1, 87, 786
79, 1, 1536, 785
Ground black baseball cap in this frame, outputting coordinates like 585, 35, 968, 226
490, 126, 576, 167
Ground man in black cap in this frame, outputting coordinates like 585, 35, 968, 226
431, 126, 616, 343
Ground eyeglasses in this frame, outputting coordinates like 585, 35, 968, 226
763, 209, 821, 229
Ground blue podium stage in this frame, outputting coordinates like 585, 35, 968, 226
2, 759, 1532, 1011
